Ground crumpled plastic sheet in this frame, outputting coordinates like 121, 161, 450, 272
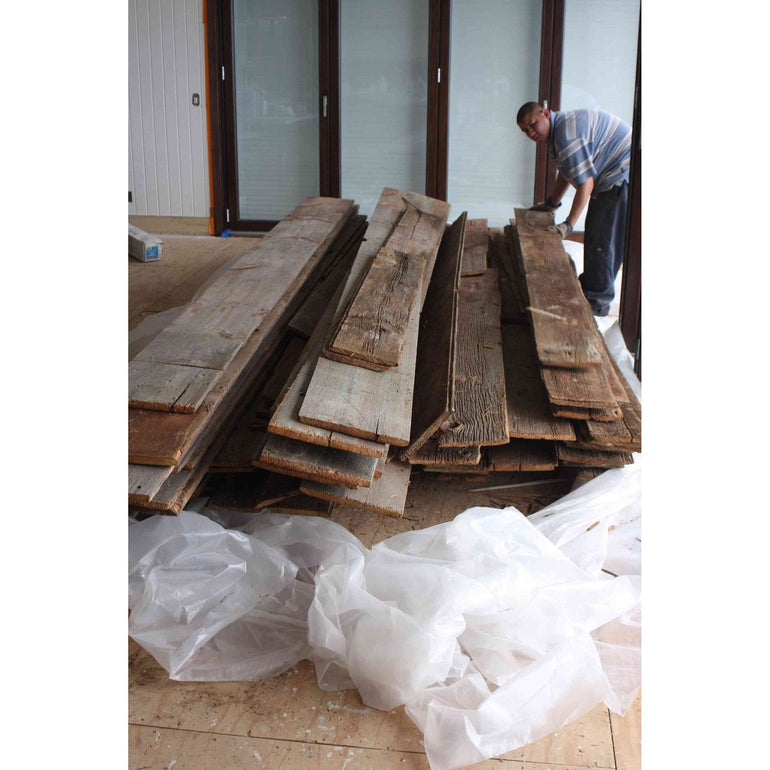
129, 456, 641, 770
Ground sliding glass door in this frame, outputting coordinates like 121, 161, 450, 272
446, 0, 542, 226
339, 0, 430, 217
229, 0, 321, 226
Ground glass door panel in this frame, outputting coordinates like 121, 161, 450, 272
232, 0, 320, 222
558, 0, 640, 230
446, 0, 542, 226
340, 0, 429, 217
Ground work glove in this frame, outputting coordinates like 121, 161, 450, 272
548, 220, 573, 239
530, 196, 561, 212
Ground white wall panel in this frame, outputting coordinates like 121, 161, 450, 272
129, 0, 209, 217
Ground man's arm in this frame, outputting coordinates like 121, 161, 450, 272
565, 176, 594, 226
548, 173, 571, 206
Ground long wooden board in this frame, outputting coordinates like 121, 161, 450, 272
128, 227, 348, 467
408, 436, 482, 466
557, 443, 633, 468
254, 433, 379, 489
501, 324, 576, 441
487, 440, 557, 472
460, 218, 488, 275
437, 269, 509, 447
128, 463, 174, 505
298, 188, 451, 446
268, 282, 389, 459
324, 245, 424, 370
129, 198, 355, 412
300, 459, 412, 518
513, 208, 603, 369
288, 216, 367, 339
401, 214, 466, 460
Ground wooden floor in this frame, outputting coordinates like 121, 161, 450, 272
128, 232, 641, 770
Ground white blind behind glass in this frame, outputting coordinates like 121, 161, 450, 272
340, 0, 429, 218
233, 0, 320, 221
558, 0, 640, 230
447, 0, 541, 227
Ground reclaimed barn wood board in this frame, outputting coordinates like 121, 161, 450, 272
552, 404, 623, 422
460, 218, 488, 275
254, 433, 379, 489
268, 284, 389, 459
487, 439, 557, 472
300, 459, 412, 518
437, 269, 509, 447
408, 436, 481, 466
540, 362, 618, 410
288, 215, 367, 339
128, 463, 174, 505
489, 227, 528, 323
401, 214, 466, 460
513, 208, 603, 369
300, 295, 421, 445
557, 443, 633, 468
299, 189, 451, 446
128, 362, 222, 414
422, 453, 489, 475
501, 324, 576, 441
128, 235, 345, 467
324, 245, 424, 371
129, 198, 355, 412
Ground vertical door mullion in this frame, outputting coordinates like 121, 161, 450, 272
319, 0, 340, 197
426, 0, 449, 200
535, 0, 564, 203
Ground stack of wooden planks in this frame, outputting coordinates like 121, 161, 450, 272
129, 194, 641, 520
250, 187, 452, 518
508, 208, 641, 470
128, 197, 366, 514
400, 208, 640, 483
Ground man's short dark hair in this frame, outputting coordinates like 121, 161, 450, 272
516, 102, 542, 124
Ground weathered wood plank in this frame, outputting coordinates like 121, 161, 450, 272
488, 226, 529, 324
298, 188, 451, 446
401, 214, 466, 460
557, 443, 633, 468
128, 361, 222, 413
513, 208, 604, 369
288, 215, 367, 339
540, 362, 618, 410
128, 463, 174, 504
268, 284, 389, 459
300, 459, 412, 519
460, 218, 488, 275
408, 436, 482, 466
437, 269, 509, 447
501, 324, 576, 441
325, 246, 424, 370
130, 198, 355, 411
487, 440, 557, 472
128, 231, 347, 467
254, 433, 379, 489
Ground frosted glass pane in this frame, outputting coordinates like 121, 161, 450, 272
233, 0, 319, 221
559, 0, 640, 229
447, 0, 541, 227
340, 0, 429, 218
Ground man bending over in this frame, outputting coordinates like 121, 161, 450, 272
517, 102, 631, 316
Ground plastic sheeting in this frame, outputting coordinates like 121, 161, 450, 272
129, 458, 641, 770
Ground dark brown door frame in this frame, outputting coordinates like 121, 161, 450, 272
534, 0, 565, 203
619, 19, 642, 376
204, 0, 228, 236
206, 0, 337, 234
426, 0, 449, 200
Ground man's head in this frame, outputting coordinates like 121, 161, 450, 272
517, 102, 551, 143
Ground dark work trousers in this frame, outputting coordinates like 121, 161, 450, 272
579, 181, 629, 315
